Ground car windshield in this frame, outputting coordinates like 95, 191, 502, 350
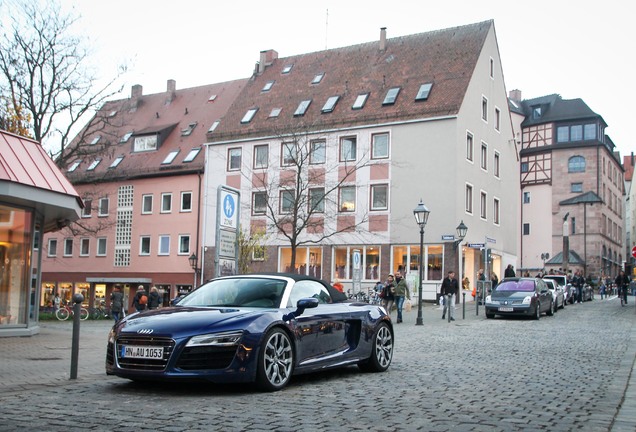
178, 277, 287, 308
495, 280, 535, 292
543, 276, 565, 286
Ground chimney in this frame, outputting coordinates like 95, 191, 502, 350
258, 49, 279, 74
380, 27, 387, 51
509, 89, 522, 102
166, 79, 176, 104
131, 84, 143, 99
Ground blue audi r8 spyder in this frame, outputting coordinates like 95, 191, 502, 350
106, 274, 394, 391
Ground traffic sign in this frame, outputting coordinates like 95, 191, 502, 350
632, 246, 636, 259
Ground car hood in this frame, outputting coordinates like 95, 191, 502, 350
116, 306, 274, 337
491, 291, 534, 300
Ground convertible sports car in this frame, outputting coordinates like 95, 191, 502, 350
106, 274, 394, 391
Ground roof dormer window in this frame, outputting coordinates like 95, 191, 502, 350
532, 106, 542, 119
294, 100, 311, 117
241, 108, 258, 124
382, 87, 400, 105
311, 73, 324, 84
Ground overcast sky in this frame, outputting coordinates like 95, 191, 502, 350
55, 0, 633, 158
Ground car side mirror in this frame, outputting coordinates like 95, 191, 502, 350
283, 297, 319, 321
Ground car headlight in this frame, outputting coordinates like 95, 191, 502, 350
522, 296, 533, 304
108, 328, 115, 344
186, 330, 243, 347
485, 295, 492, 303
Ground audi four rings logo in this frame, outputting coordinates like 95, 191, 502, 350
137, 329, 154, 334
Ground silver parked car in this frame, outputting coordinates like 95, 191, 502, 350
485, 277, 554, 320
544, 278, 565, 310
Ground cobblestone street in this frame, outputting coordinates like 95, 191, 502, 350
1, 296, 634, 431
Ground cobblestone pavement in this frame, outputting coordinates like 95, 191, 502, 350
0, 295, 634, 431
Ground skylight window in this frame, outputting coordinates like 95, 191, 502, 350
294, 100, 311, 116
120, 131, 133, 143
415, 83, 433, 101
162, 150, 179, 164
282, 64, 293, 74
208, 94, 217, 102
208, 120, 220, 133
382, 87, 400, 105
352, 93, 369, 110
181, 122, 197, 136
108, 110, 117, 117
269, 108, 282, 118
183, 148, 201, 163
90, 136, 101, 145
68, 160, 81, 172
110, 156, 124, 168
322, 96, 339, 113
87, 159, 101, 171
312, 73, 324, 84
241, 108, 258, 124
262, 81, 275, 92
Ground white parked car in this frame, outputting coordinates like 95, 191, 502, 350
544, 278, 565, 310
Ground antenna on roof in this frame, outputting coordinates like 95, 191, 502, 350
325, 9, 328, 49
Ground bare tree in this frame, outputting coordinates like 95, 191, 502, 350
0, 0, 125, 167
244, 126, 372, 270
237, 229, 268, 274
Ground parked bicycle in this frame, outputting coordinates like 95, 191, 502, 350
55, 302, 89, 321
89, 303, 111, 320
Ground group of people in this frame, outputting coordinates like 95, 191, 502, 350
109, 284, 163, 321
375, 271, 411, 323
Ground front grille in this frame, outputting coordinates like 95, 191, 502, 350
176, 345, 238, 370
106, 342, 114, 366
115, 335, 175, 371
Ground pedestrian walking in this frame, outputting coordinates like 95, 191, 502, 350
53, 293, 61, 311
132, 285, 148, 312
110, 285, 124, 321
572, 270, 585, 303
382, 274, 396, 318
441, 270, 459, 321
599, 278, 606, 300
504, 264, 515, 278
148, 286, 161, 309
393, 271, 410, 324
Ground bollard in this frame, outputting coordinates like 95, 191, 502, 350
70, 292, 84, 380
462, 292, 466, 319
476, 289, 479, 316
446, 294, 451, 323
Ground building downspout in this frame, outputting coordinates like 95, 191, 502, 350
195, 170, 202, 285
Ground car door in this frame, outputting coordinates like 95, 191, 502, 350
288, 280, 350, 366
536, 279, 551, 312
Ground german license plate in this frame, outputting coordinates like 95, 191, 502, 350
498, 307, 514, 312
121, 345, 164, 359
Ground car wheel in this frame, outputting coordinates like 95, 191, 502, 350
256, 328, 294, 392
359, 322, 393, 373
486, 312, 495, 319
534, 303, 541, 320
547, 300, 555, 316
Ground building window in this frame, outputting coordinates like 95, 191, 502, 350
282, 64, 293, 74
140, 236, 151, 255
254, 144, 269, 169
465, 184, 473, 214
415, 83, 433, 101
48, 238, 57, 257
466, 132, 474, 161
532, 106, 541, 119
382, 87, 400, 105
281, 142, 296, 166
82, 199, 92, 218
584, 124, 596, 140
252, 192, 267, 215
252, 245, 265, 261
481, 96, 488, 122
371, 133, 389, 159
568, 156, 586, 173
571, 182, 583, 193
322, 95, 339, 113
311, 73, 324, 84
98, 198, 109, 216
97, 237, 107, 256
183, 148, 201, 163
158, 235, 170, 255
80, 238, 90, 256
228, 148, 242, 171
370, 184, 388, 211
133, 135, 158, 152
523, 191, 530, 204
340, 137, 357, 162
493, 198, 500, 225
489, 58, 494, 78
523, 223, 530, 235
310, 140, 326, 164
161, 193, 172, 213
294, 100, 311, 116
64, 238, 73, 256
570, 125, 583, 141
269, 108, 281, 118
480, 191, 487, 219
208, 121, 220, 133
162, 150, 179, 164
480, 143, 487, 170
339, 186, 356, 212
571, 217, 576, 235
521, 162, 529, 173
494, 152, 500, 177
279, 246, 323, 277
181, 192, 192, 212
280, 190, 294, 214
494, 107, 500, 131
557, 126, 569, 143
120, 131, 133, 143
309, 188, 325, 213
178, 235, 190, 255
352, 93, 369, 110
241, 108, 258, 124
68, 160, 81, 172
391, 244, 442, 281
87, 159, 101, 171
142, 194, 153, 214
262, 81, 275, 92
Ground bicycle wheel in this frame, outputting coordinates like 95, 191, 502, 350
79, 308, 89, 320
56, 308, 69, 320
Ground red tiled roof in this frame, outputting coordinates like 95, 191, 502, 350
623, 155, 634, 181
210, 21, 492, 141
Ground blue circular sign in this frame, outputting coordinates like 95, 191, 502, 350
223, 194, 235, 218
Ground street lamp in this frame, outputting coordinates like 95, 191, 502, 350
454, 220, 468, 249
189, 253, 199, 288
541, 252, 550, 270
413, 199, 430, 326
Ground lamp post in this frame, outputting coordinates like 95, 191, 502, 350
189, 253, 199, 288
454, 220, 468, 297
413, 199, 430, 326
541, 252, 550, 271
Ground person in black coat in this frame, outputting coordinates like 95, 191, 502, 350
440, 271, 459, 321
615, 270, 630, 305
504, 264, 516, 278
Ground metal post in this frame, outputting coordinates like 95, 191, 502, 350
70, 293, 84, 380
446, 294, 451, 323
416, 225, 424, 325
462, 292, 466, 319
